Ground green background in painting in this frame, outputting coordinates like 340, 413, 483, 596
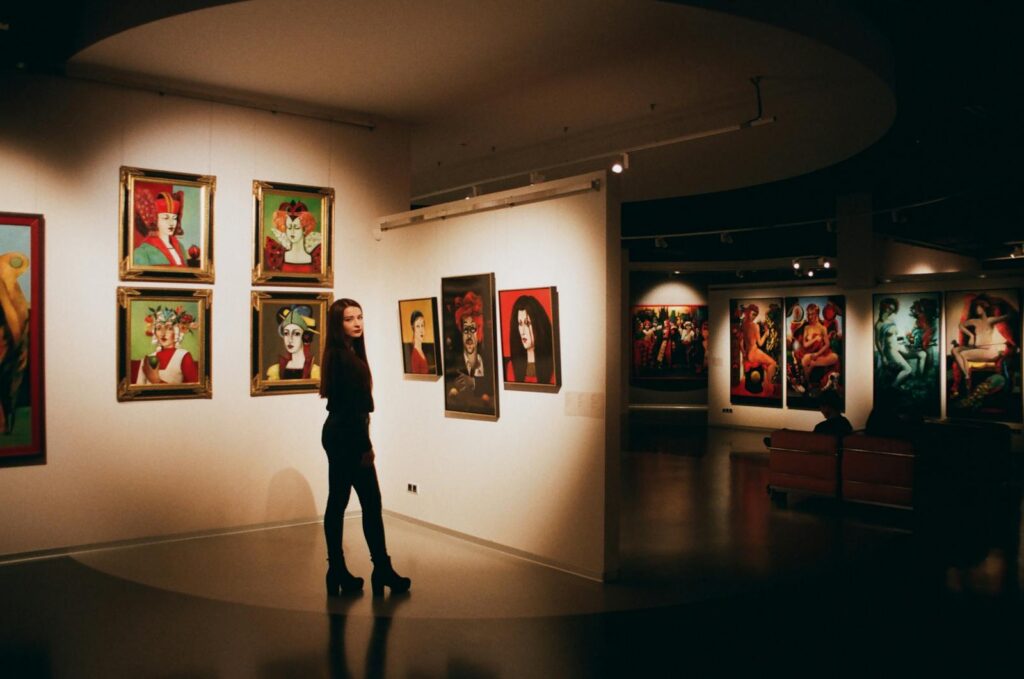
129, 299, 201, 362
0, 224, 32, 303
261, 191, 323, 242
174, 184, 203, 253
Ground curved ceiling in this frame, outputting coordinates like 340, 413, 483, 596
67, 0, 895, 204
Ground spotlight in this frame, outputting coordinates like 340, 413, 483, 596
807, 269, 815, 278
673, 270, 681, 275
654, 237, 669, 249
720, 232, 734, 244
611, 153, 629, 174
823, 260, 831, 269
792, 260, 800, 270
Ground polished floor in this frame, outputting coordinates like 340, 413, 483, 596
3, 424, 1022, 677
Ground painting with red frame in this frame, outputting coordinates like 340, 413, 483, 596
784, 295, 844, 410
0, 213, 45, 466
945, 289, 1021, 422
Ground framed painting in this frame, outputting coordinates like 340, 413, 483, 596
441, 273, 499, 420
117, 288, 212, 401
945, 289, 1021, 422
630, 305, 708, 382
499, 286, 561, 392
0, 213, 45, 465
251, 291, 331, 396
398, 297, 442, 379
729, 298, 782, 407
119, 166, 215, 282
785, 296, 844, 410
252, 180, 334, 287
873, 292, 942, 418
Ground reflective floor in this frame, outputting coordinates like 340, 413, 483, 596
3, 424, 1022, 677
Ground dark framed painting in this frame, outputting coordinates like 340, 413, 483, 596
873, 292, 942, 418
117, 288, 212, 401
0, 213, 45, 465
945, 289, 1021, 422
441, 273, 499, 420
398, 297, 442, 379
499, 286, 561, 393
251, 291, 331, 396
729, 298, 782, 407
630, 305, 708, 382
252, 180, 334, 287
119, 166, 215, 282
785, 295, 845, 410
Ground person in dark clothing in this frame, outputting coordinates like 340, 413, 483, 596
812, 390, 852, 437
320, 298, 411, 597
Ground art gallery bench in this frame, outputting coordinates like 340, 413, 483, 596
766, 430, 841, 506
840, 433, 915, 509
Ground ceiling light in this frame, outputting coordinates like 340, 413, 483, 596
720, 232, 733, 244
673, 270, 681, 275
823, 260, 831, 269
654, 236, 669, 249
807, 270, 815, 278
611, 153, 629, 174
792, 260, 800, 270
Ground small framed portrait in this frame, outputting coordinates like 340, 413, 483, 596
117, 288, 212, 401
398, 297, 442, 379
441, 273, 499, 420
252, 180, 334, 287
1, 212, 45, 465
251, 291, 331, 396
118, 166, 215, 282
499, 287, 561, 393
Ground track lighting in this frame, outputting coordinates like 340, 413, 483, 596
792, 259, 800, 270
654, 236, 669, 249
720, 232, 733, 244
611, 152, 630, 174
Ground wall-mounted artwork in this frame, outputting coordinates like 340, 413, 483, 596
630, 305, 708, 382
729, 298, 782, 407
251, 291, 330, 396
499, 287, 561, 392
0, 213, 44, 465
252, 180, 334, 287
398, 297, 442, 378
785, 296, 844, 410
441, 273, 499, 420
873, 292, 941, 417
945, 289, 1021, 422
119, 167, 215, 282
117, 288, 212, 401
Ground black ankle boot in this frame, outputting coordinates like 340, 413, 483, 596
371, 556, 411, 596
326, 558, 364, 596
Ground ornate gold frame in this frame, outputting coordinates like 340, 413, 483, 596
251, 291, 332, 396
251, 180, 334, 287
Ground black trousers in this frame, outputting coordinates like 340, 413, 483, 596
322, 415, 388, 563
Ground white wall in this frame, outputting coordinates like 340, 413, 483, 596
0, 73, 410, 556
368, 173, 620, 579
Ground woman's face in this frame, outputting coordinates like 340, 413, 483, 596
154, 321, 175, 349
285, 216, 305, 245
517, 309, 534, 351
413, 316, 425, 341
342, 306, 363, 339
156, 212, 178, 239
281, 323, 304, 355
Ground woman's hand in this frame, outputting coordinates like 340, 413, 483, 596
361, 449, 375, 468
142, 356, 163, 383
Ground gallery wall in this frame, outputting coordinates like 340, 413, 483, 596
0, 73, 410, 556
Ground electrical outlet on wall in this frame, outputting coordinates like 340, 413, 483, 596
407, 483, 419, 494
722, 408, 733, 414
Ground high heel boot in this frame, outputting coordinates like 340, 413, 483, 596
326, 557, 364, 596
370, 556, 411, 596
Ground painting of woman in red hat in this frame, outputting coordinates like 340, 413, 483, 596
252, 182, 334, 287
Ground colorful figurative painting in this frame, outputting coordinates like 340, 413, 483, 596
251, 292, 330, 396
945, 289, 1021, 422
252, 181, 334, 287
441, 273, 499, 420
729, 298, 782, 407
630, 305, 708, 382
398, 297, 442, 378
499, 287, 561, 392
785, 296, 844, 410
873, 292, 942, 418
119, 167, 215, 282
117, 288, 212, 401
0, 213, 44, 464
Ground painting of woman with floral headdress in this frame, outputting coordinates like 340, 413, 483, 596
252, 182, 334, 287
134, 304, 200, 385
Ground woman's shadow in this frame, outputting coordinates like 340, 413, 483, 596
328, 591, 411, 679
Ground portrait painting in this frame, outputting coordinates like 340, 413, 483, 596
630, 305, 708, 382
441, 273, 499, 420
251, 291, 330, 396
729, 297, 782, 407
119, 166, 215, 282
398, 297, 442, 378
945, 289, 1021, 422
785, 295, 844, 410
0, 213, 45, 465
873, 292, 942, 418
117, 288, 212, 401
252, 180, 334, 287
499, 287, 561, 392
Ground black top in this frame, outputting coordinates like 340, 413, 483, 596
326, 346, 374, 415
814, 415, 853, 437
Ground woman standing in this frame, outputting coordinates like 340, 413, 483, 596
320, 298, 411, 596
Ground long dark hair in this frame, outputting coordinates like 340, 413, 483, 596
320, 298, 371, 397
508, 294, 553, 383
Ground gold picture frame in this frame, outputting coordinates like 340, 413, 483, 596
117, 287, 212, 401
252, 180, 334, 287
251, 291, 331, 396
118, 166, 215, 283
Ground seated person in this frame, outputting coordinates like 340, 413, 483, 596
763, 390, 851, 447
